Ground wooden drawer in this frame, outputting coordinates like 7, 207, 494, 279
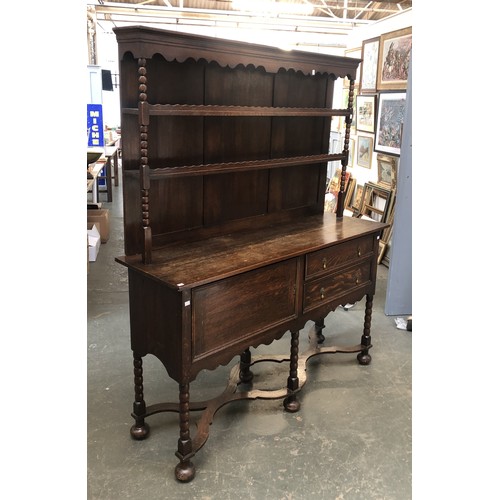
192, 259, 298, 360
305, 235, 374, 279
303, 260, 372, 312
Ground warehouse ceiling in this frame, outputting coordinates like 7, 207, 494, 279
89, 1, 412, 50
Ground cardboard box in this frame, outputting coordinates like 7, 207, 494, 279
87, 223, 101, 262
87, 208, 110, 243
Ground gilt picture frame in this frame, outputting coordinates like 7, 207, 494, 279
357, 135, 373, 169
377, 153, 398, 189
377, 27, 412, 91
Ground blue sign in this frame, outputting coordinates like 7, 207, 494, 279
87, 104, 104, 147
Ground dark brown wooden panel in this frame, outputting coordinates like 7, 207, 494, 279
147, 55, 205, 105
203, 170, 268, 225
121, 114, 141, 171
205, 62, 274, 106
273, 69, 329, 108
150, 177, 204, 234
204, 116, 272, 163
192, 259, 298, 360
147, 116, 204, 168
271, 116, 327, 157
128, 269, 184, 382
268, 164, 322, 211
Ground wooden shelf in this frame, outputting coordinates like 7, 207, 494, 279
123, 103, 352, 119
146, 153, 346, 179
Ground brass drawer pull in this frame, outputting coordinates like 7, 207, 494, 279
356, 277, 360, 285
320, 287, 326, 299
357, 247, 362, 257
322, 258, 328, 270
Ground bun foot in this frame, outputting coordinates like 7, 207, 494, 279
130, 422, 150, 440
315, 332, 325, 344
175, 460, 196, 482
357, 352, 372, 365
239, 369, 254, 384
314, 320, 325, 344
283, 396, 301, 413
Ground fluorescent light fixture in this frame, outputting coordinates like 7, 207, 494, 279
232, 0, 315, 16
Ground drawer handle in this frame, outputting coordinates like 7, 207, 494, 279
357, 247, 362, 257
320, 287, 326, 299
322, 258, 328, 270
356, 277, 360, 285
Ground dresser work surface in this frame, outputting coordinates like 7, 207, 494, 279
117, 214, 384, 290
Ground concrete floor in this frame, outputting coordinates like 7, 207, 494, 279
87, 169, 412, 499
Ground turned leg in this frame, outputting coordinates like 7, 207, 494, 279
174, 383, 195, 482
239, 348, 254, 383
357, 294, 373, 365
314, 318, 325, 344
130, 352, 150, 440
284, 330, 301, 412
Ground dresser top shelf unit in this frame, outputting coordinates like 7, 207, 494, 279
114, 25, 361, 261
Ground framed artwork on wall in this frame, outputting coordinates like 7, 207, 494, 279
377, 153, 399, 189
356, 94, 377, 134
357, 135, 373, 169
360, 37, 379, 93
348, 138, 355, 166
344, 47, 361, 87
377, 27, 412, 90
375, 92, 406, 156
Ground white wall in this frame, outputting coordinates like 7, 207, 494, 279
94, 28, 121, 129
347, 10, 413, 50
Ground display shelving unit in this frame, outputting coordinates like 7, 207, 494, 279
114, 26, 387, 482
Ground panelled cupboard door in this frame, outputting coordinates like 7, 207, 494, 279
192, 259, 299, 361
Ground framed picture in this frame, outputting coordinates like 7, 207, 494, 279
377, 27, 412, 90
344, 47, 361, 88
356, 94, 377, 133
326, 167, 351, 213
345, 176, 356, 209
356, 181, 393, 223
357, 135, 373, 169
377, 153, 398, 188
343, 87, 359, 130
360, 37, 379, 93
375, 92, 406, 156
377, 240, 387, 265
349, 184, 364, 213
348, 138, 355, 167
